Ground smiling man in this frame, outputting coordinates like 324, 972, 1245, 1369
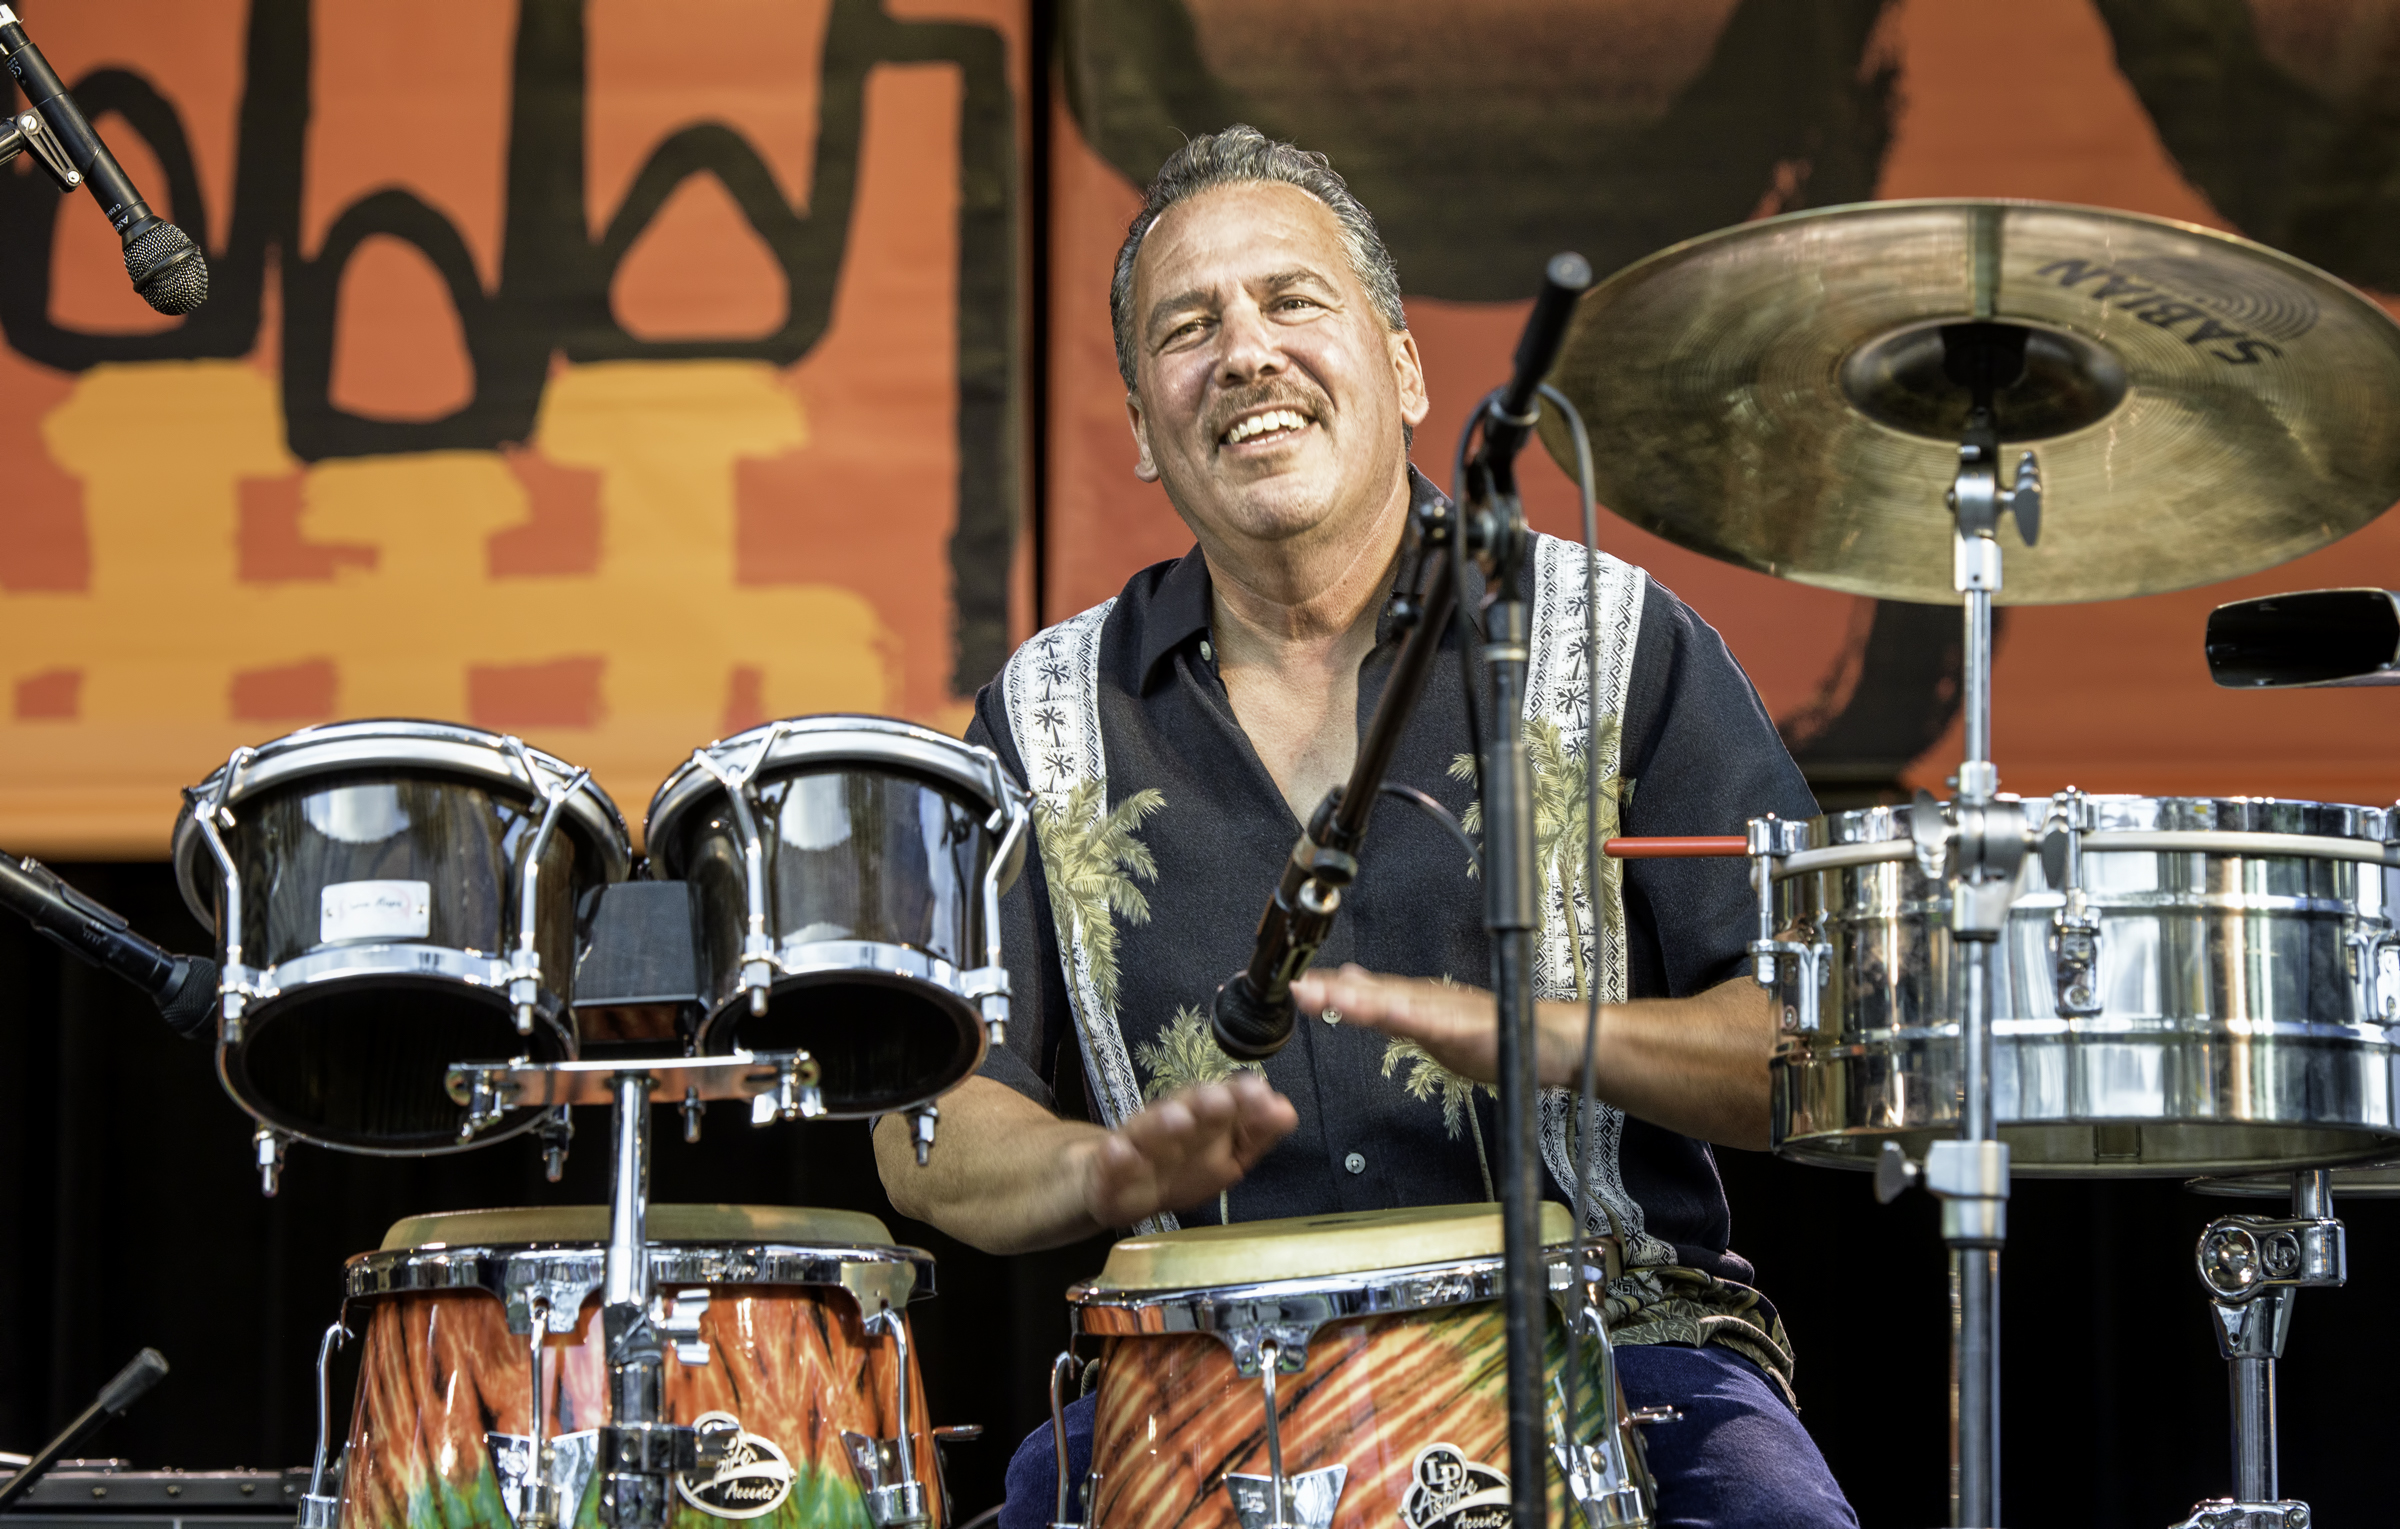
872, 127, 1853, 1528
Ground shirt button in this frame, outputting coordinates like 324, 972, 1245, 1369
1199, 639, 1215, 663
1344, 1152, 1366, 1175
1320, 1006, 1342, 1027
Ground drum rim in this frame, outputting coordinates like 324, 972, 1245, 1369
341, 1237, 938, 1311
643, 713, 1026, 883
170, 718, 633, 930
1065, 1243, 1587, 1329
1815, 793, 2394, 847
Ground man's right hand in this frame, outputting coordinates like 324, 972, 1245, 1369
874, 1073, 1298, 1254
1081, 1074, 1298, 1229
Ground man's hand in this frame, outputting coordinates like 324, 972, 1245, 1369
1083, 1074, 1298, 1228
1291, 963, 1776, 1150
875, 1073, 1298, 1254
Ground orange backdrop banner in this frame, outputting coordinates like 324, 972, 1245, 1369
0, 0, 1030, 855
10, 0, 2400, 861
1046, 0, 2400, 813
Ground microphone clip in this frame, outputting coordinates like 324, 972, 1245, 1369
0, 106, 79, 193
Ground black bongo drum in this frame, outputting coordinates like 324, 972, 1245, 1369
172, 720, 630, 1154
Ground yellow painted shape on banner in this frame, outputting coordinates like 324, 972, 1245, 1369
4, 358, 895, 854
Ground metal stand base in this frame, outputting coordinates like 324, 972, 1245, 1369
2172, 1500, 2311, 1529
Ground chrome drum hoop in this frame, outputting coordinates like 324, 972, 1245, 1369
343, 1240, 936, 1335
172, 718, 632, 923
1768, 794, 2400, 1175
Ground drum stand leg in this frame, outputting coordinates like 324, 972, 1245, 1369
2173, 1171, 2344, 1529
593, 1070, 725, 1529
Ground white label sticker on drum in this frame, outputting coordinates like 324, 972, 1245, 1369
320, 880, 431, 943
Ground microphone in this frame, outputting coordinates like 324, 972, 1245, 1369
0, 855, 218, 1039
0, 1349, 170, 1513
0, 5, 209, 315
1476, 252, 1592, 472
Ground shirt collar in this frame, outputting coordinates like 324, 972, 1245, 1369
1134, 466, 1451, 692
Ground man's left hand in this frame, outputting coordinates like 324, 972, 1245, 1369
1291, 962, 1777, 1151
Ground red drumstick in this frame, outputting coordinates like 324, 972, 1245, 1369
1602, 836, 1748, 858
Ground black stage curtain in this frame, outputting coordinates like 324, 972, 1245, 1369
3, 863, 2396, 1525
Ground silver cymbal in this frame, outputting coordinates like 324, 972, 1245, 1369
1539, 199, 2400, 604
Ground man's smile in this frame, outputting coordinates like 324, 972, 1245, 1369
1217, 404, 1318, 452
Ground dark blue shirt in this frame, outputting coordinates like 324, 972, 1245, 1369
966, 482, 1815, 1282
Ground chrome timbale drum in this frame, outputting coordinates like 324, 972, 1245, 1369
172, 721, 630, 1154
1771, 796, 2400, 1174
645, 715, 1030, 1116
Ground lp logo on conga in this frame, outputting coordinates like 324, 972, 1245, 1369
674, 1412, 795, 1520
1401, 1444, 1510, 1529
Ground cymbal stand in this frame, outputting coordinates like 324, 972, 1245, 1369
1867, 386, 2039, 1528
2174, 1170, 2344, 1529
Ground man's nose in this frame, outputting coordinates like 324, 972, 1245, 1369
1216, 297, 1284, 384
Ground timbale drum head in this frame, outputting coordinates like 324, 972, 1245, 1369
647, 715, 1027, 1116
174, 721, 629, 1154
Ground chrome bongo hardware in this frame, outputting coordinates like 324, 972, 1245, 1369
907, 1102, 938, 1167
254, 1125, 287, 1197
1549, 1306, 1657, 1529
173, 721, 631, 1165
645, 716, 1032, 1118
683, 725, 789, 1020
500, 735, 593, 1037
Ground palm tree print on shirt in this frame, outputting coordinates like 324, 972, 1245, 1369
1033, 780, 1165, 1019
1381, 1032, 1496, 1200
1448, 715, 1625, 1003
1136, 1004, 1261, 1224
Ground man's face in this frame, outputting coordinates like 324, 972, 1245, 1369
1125, 180, 1428, 552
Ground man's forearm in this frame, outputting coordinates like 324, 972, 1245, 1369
1537, 977, 1776, 1150
872, 1077, 1108, 1254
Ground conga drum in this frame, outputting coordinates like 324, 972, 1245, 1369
1066, 1204, 1654, 1529
172, 720, 631, 1155
333, 1205, 947, 1529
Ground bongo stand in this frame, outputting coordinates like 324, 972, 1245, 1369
448, 1051, 831, 1529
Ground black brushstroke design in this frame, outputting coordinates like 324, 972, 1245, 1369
0, 0, 1021, 692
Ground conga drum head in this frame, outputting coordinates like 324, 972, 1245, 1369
174, 721, 631, 1154
338, 1205, 941, 1529
647, 715, 1030, 1116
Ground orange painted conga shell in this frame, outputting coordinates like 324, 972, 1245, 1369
337, 1204, 941, 1529
1070, 1204, 1645, 1529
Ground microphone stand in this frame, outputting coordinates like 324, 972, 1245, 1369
1215, 255, 1594, 1529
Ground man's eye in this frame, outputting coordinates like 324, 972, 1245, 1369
1161, 318, 1207, 344
1275, 296, 1320, 313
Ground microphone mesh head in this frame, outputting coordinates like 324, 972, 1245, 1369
122, 221, 210, 315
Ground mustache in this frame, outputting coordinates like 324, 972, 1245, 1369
1207, 381, 1329, 441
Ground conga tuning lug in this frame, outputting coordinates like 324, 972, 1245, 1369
539, 1107, 573, 1181
680, 1088, 703, 1143
909, 1104, 939, 1167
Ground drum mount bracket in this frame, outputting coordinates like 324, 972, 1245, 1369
2175, 1173, 2345, 1529
1746, 815, 1829, 1032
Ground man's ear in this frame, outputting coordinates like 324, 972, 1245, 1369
1391, 329, 1431, 431
1125, 391, 1161, 483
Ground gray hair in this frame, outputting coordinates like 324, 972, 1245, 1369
1110, 125, 1406, 391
